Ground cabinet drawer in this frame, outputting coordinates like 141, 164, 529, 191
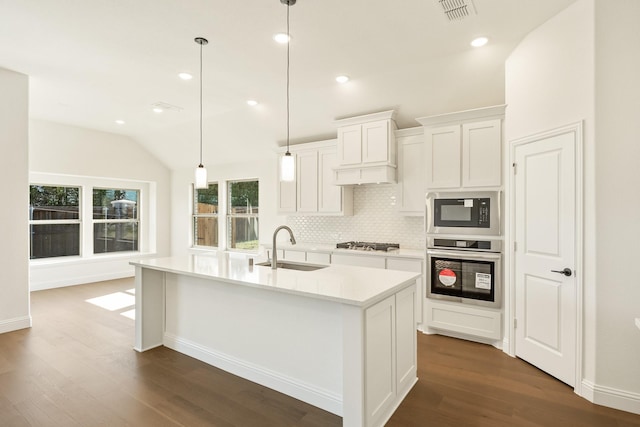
282, 250, 306, 262
331, 253, 385, 269
386, 258, 422, 273
306, 252, 331, 264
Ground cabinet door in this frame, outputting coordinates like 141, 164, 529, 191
397, 134, 426, 215
387, 257, 423, 324
395, 284, 417, 395
425, 125, 461, 189
337, 124, 362, 165
362, 120, 389, 164
462, 119, 501, 188
296, 150, 319, 213
365, 295, 396, 426
277, 153, 297, 213
318, 147, 342, 213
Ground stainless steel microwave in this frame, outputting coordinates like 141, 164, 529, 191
426, 191, 501, 236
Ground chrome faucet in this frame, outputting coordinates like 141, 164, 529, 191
271, 225, 296, 269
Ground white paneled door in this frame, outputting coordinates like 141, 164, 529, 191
513, 127, 579, 387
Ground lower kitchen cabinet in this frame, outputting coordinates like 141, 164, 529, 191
425, 298, 502, 340
331, 253, 386, 269
282, 249, 306, 262
306, 251, 331, 264
365, 284, 416, 426
387, 257, 424, 324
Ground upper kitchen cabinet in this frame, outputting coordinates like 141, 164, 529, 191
417, 105, 506, 190
277, 140, 353, 216
333, 110, 398, 185
396, 127, 426, 216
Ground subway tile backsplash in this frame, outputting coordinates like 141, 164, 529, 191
286, 184, 425, 249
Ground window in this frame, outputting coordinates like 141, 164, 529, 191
29, 185, 81, 259
93, 188, 139, 254
227, 180, 259, 250
193, 183, 219, 247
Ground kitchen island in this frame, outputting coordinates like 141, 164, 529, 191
131, 252, 420, 427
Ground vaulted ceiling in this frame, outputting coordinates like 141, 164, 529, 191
0, 0, 576, 169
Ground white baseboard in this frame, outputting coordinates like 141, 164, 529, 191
0, 315, 32, 334
581, 380, 640, 415
30, 270, 133, 291
419, 326, 503, 350
163, 333, 343, 416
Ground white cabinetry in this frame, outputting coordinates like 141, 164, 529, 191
277, 140, 353, 216
396, 128, 426, 215
425, 299, 502, 340
387, 257, 424, 324
296, 149, 319, 213
331, 253, 386, 269
334, 110, 398, 185
364, 284, 416, 427
417, 105, 505, 190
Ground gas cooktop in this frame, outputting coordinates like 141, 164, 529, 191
336, 241, 400, 252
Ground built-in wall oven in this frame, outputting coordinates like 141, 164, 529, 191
425, 190, 503, 308
426, 238, 502, 308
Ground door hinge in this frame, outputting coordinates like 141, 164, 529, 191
512, 162, 517, 174
514, 318, 518, 329
514, 241, 517, 251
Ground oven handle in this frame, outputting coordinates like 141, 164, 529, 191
426, 248, 502, 261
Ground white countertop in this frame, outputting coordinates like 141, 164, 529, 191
131, 253, 420, 307
266, 242, 425, 259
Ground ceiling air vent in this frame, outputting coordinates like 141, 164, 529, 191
438, 0, 476, 21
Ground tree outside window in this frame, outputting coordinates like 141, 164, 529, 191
227, 180, 259, 250
93, 188, 139, 254
193, 183, 218, 247
29, 185, 81, 259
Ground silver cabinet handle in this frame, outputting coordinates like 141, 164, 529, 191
551, 268, 572, 277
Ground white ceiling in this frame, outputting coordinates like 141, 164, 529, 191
0, 0, 576, 170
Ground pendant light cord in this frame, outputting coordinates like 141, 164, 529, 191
286, 3, 290, 155
199, 40, 204, 166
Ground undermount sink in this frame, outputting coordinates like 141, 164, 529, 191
256, 261, 328, 271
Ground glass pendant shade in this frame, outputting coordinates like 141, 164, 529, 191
195, 164, 208, 189
280, 152, 295, 182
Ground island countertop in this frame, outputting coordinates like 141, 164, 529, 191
131, 253, 420, 307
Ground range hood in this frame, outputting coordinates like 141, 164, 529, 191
332, 110, 397, 186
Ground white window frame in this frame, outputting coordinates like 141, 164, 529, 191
92, 187, 140, 255
192, 182, 219, 248
29, 172, 153, 264
226, 178, 259, 252
29, 184, 82, 259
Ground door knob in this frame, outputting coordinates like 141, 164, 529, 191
551, 268, 572, 277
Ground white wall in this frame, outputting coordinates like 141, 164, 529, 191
29, 120, 172, 290
171, 154, 285, 257
506, 0, 640, 414
0, 68, 31, 333
593, 0, 640, 401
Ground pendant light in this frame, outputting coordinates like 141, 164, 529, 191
279, 0, 296, 182
194, 36, 209, 189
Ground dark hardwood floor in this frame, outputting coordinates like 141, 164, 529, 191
0, 278, 638, 426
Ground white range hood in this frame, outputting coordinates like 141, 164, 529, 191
332, 110, 397, 185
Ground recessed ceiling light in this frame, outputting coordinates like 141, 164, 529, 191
247, 100, 259, 106
115, 120, 125, 125
152, 107, 163, 113
336, 75, 350, 84
273, 33, 290, 44
178, 72, 193, 80
471, 37, 488, 47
